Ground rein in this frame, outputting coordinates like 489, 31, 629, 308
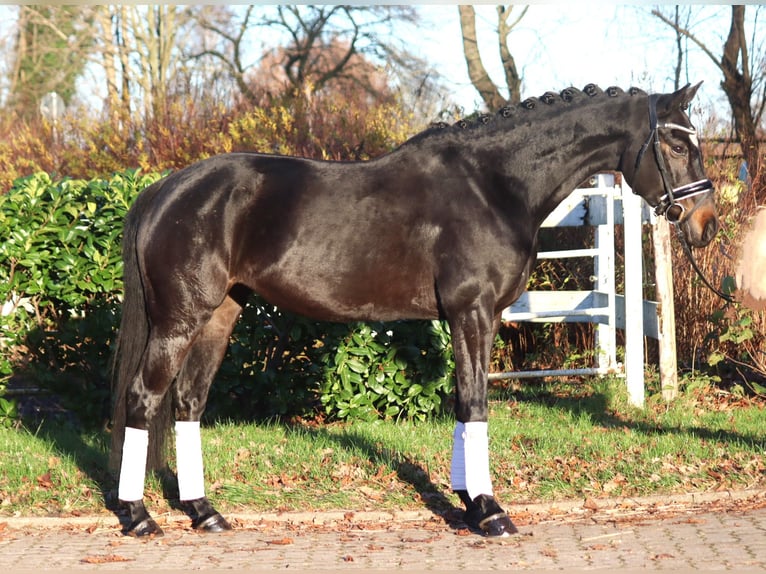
636, 94, 734, 303
675, 224, 735, 302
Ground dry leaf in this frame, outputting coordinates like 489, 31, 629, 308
583, 498, 600, 510
81, 554, 133, 564
36, 473, 53, 489
266, 537, 293, 545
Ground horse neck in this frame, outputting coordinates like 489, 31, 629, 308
476, 96, 646, 224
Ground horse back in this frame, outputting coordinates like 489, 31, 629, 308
130, 152, 533, 323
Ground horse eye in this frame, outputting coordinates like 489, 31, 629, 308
671, 145, 686, 156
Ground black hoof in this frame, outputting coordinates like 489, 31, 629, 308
194, 512, 233, 533
457, 491, 518, 537
121, 500, 164, 537
125, 517, 165, 538
478, 512, 518, 537
184, 497, 232, 533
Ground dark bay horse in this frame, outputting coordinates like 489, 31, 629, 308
110, 83, 719, 537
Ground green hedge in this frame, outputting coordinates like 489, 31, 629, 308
0, 171, 455, 425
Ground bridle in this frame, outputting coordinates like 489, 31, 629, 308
635, 93, 733, 302
634, 94, 714, 223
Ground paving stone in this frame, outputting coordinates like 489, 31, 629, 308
0, 505, 765, 571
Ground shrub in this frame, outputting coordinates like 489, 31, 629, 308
203, 304, 455, 423
1, 169, 455, 425
318, 320, 454, 421
0, 170, 161, 422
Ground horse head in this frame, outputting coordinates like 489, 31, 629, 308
626, 82, 720, 248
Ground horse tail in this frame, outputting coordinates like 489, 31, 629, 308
109, 183, 174, 474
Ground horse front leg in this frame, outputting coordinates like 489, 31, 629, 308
449, 309, 518, 537
173, 295, 243, 533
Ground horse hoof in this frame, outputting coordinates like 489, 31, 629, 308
125, 517, 164, 538
478, 512, 518, 537
194, 512, 232, 533
458, 492, 519, 537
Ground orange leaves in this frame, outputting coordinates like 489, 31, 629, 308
36, 472, 54, 490
81, 554, 134, 564
265, 537, 294, 546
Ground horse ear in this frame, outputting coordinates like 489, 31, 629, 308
657, 81, 703, 116
677, 81, 703, 107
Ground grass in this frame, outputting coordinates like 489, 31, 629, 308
0, 375, 764, 518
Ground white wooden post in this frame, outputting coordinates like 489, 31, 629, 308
594, 174, 616, 372
622, 182, 645, 407
652, 215, 679, 400
493, 176, 668, 408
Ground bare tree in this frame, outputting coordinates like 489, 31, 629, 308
187, 5, 258, 104
88, 6, 194, 119
265, 5, 418, 96
458, 5, 527, 111
191, 5, 424, 107
653, 6, 765, 187
671, 6, 692, 90
7, 5, 93, 119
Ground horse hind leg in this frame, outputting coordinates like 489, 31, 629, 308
118, 328, 197, 537
173, 292, 245, 533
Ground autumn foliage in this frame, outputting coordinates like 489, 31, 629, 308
0, 88, 416, 193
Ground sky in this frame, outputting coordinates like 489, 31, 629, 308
0, 4, 752, 131
414, 4, 732, 124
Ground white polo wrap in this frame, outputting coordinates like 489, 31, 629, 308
450, 421, 493, 500
175, 420, 206, 501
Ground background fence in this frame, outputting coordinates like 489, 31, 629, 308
490, 173, 675, 407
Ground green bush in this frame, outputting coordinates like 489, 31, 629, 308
204, 304, 455, 423
319, 320, 454, 421
1, 171, 455, 425
0, 170, 161, 421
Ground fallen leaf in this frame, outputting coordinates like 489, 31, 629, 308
540, 547, 558, 558
36, 473, 53, 489
81, 554, 133, 564
583, 498, 600, 511
652, 553, 675, 561
266, 537, 293, 545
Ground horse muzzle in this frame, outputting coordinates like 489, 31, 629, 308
672, 190, 720, 248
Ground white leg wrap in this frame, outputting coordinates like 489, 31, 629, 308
175, 421, 206, 501
118, 427, 148, 502
450, 421, 493, 500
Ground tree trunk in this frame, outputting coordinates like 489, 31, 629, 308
458, 5, 505, 111
720, 5, 761, 187
497, 6, 526, 104
94, 7, 121, 123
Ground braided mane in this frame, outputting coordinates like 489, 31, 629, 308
404, 84, 648, 146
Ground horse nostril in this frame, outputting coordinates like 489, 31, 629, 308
703, 218, 719, 244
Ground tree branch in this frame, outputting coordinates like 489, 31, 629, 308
458, 5, 505, 110
651, 8, 722, 73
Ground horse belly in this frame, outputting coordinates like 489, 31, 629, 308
250, 262, 439, 323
